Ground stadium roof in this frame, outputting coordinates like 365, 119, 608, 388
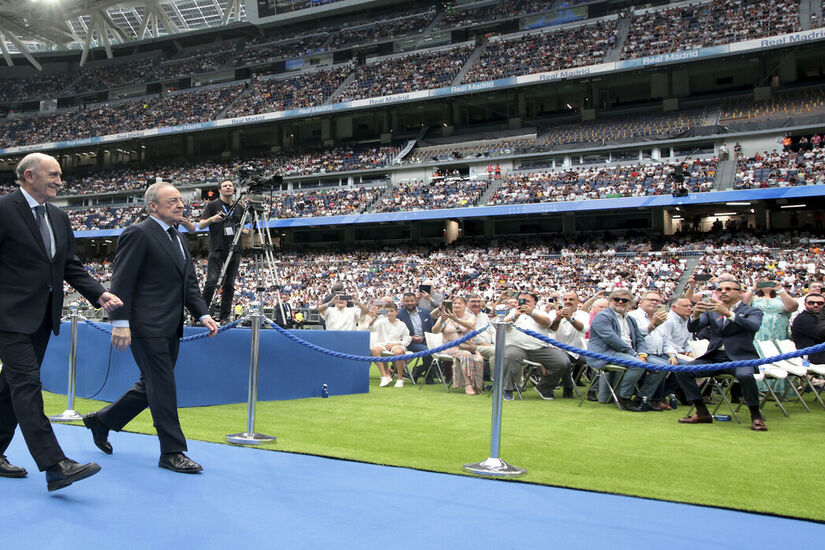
0, 0, 246, 69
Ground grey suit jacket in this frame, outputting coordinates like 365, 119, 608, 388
587, 307, 648, 369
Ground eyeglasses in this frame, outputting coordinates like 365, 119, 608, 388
807, 301, 825, 306
548, 297, 558, 302
611, 297, 631, 304
717, 287, 741, 292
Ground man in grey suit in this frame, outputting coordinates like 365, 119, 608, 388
587, 288, 667, 411
0, 153, 123, 491
675, 280, 766, 431
83, 183, 219, 473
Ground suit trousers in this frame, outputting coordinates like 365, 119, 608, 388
503, 345, 569, 392
408, 342, 433, 381
202, 250, 240, 320
0, 311, 66, 471
97, 336, 187, 454
674, 349, 760, 408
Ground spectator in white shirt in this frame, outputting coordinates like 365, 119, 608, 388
319, 294, 368, 331
548, 291, 590, 398
368, 302, 412, 388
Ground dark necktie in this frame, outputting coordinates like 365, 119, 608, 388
167, 227, 185, 263
34, 205, 53, 258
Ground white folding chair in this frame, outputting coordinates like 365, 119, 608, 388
578, 364, 628, 410
420, 332, 452, 392
774, 339, 825, 410
752, 340, 793, 417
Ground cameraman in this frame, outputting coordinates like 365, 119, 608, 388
199, 179, 247, 321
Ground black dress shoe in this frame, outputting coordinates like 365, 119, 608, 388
640, 400, 663, 412
618, 397, 643, 412
158, 452, 202, 474
45, 459, 101, 492
0, 455, 27, 478
83, 413, 113, 455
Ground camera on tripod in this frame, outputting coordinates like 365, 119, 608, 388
237, 166, 284, 211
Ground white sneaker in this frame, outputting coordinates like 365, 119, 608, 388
379, 376, 393, 387
394, 379, 404, 388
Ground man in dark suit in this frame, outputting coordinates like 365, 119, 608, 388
675, 280, 766, 431
791, 292, 825, 364
398, 292, 435, 383
83, 183, 219, 473
0, 153, 123, 491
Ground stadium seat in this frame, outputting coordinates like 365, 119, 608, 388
773, 340, 825, 411
419, 332, 452, 393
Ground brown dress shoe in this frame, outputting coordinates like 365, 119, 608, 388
750, 418, 768, 431
653, 400, 671, 410
678, 413, 713, 424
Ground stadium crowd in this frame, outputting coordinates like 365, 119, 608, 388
734, 146, 825, 189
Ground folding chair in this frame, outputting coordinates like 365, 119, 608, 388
380, 350, 415, 385
754, 340, 810, 412
578, 364, 628, 410
419, 332, 452, 392
774, 339, 825, 410
516, 359, 543, 400
750, 340, 793, 417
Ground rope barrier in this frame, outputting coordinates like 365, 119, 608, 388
76, 315, 824, 371
80, 317, 245, 341
260, 317, 486, 362
512, 326, 825, 372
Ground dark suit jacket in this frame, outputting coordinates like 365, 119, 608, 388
109, 217, 208, 338
687, 302, 762, 361
586, 307, 647, 368
0, 189, 105, 335
397, 307, 434, 338
791, 309, 825, 363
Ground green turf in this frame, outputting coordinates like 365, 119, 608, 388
42, 367, 825, 521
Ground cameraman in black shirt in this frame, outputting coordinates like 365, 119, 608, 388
199, 179, 247, 321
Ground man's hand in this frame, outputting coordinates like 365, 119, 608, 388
411, 335, 424, 343
669, 356, 679, 366
201, 315, 220, 338
97, 291, 123, 312
652, 309, 668, 326
518, 303, 534, 316
112, 326, 131, 351
558, 306, 572, 320
706, 298, 729, 316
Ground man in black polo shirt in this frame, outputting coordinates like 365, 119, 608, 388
199, 179, 246, 321
791, 292, 825, 364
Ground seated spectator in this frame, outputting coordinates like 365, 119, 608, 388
586, 288, 667, 411
397, 292, 435, 384
432, 296, 484, 395
791, 293, 825, 365
501, 292, 569, 401
368, 302, 412, 388
547, 291, 590, 398
319, 293, 369, 330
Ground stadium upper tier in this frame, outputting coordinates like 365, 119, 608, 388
0, 0, 816, 145
8, 141, 820, 231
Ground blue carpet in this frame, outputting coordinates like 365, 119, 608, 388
1, 424, 822, 549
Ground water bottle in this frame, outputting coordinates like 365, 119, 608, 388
712, 414, 731, 421
321, 384, 329, 398
669, 394, 678, 409
802, 358, 811, 369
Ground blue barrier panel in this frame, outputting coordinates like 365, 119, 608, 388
41, 322, 370, 407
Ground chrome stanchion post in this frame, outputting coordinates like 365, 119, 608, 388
50, 303, 83, 422
227, 301, 276, 445
463, 309, 526, 477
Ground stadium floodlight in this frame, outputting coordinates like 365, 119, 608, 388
780, 204, 807, 208
712, 212, 738, 216
726, 202, 751, 205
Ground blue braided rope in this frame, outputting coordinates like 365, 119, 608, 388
80, 316, 485, 362
80, 317, 244, 342
513, 326, 825, 372
259, 317, 487, 362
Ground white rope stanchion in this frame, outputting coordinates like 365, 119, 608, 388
226, 301, 276, 445
463, 308, 526, 477
50, 303, 83, 423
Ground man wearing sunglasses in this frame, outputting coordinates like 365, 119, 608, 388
675, 281, 767, 431
791, 293, 825, 364
587, 289, 667, 411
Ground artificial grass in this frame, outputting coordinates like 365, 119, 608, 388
41, 366, 825, 522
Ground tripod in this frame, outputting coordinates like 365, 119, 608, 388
208, 194, 288, 326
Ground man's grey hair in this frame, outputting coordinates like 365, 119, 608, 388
144, 182, 174, 213
608, 288, 632, 300
466, 293, 481, 300
15, 153, 54, 184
